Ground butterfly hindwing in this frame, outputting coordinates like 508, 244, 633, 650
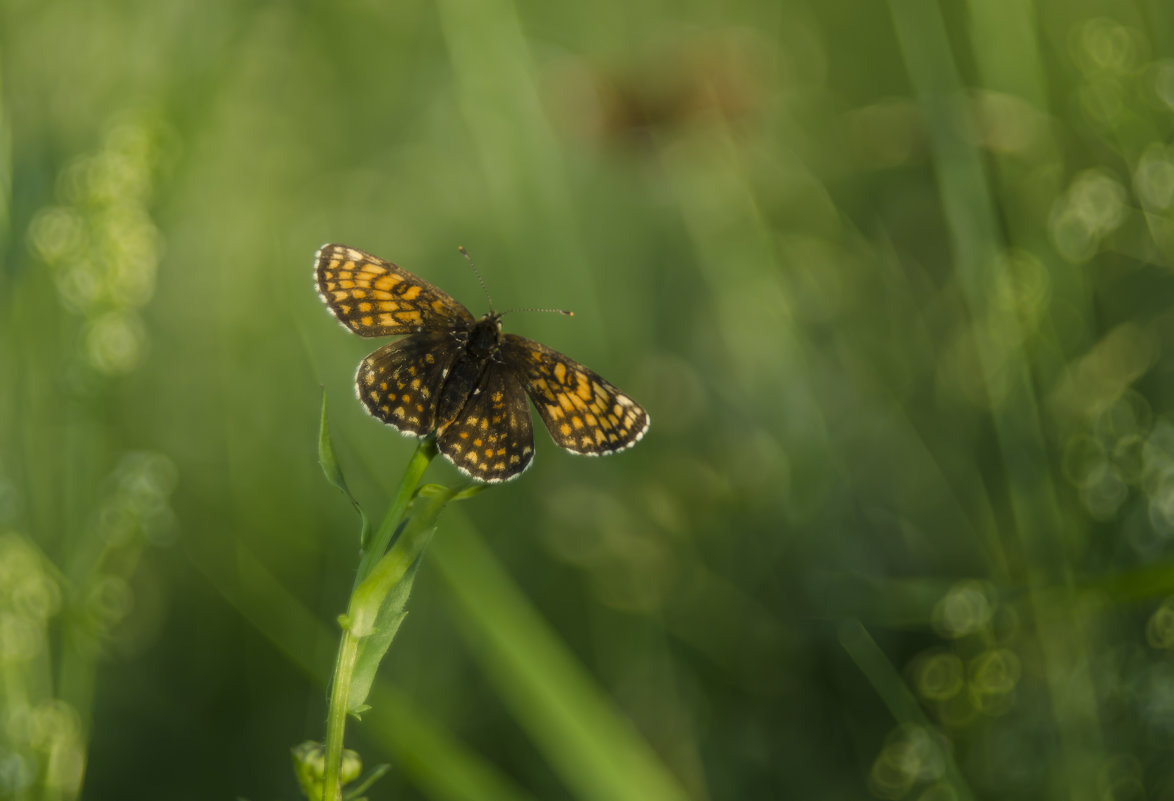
436, 364, 535, 483
316, 243, 475, 337
356, 330, 459, 436
501, 334, 649, 455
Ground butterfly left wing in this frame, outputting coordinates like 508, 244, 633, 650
315, 243, 475, 337
356, 330, 460, 436
501, 334, 649, 455
436, 364, 535, 483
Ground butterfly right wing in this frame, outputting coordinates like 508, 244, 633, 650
315, 243, 475, 337
356, 330, 460, 436
501, 334, 649, 455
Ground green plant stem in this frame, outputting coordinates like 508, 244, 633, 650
322, 626, 362, 801
354, 439, 438, 589
321, 440, 437, 801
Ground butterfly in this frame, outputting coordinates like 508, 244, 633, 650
314, 244, 649, 482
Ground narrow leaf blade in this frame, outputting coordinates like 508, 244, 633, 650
318, 391, 370, 545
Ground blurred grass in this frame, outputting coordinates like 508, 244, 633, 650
5, 0, 1174, 799
431, 514, 691, 801
892, 1, 1103, 797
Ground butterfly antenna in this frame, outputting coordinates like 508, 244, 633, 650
459, 246, 574, 318
500, 306, 575, 318
458, 246, 495, 312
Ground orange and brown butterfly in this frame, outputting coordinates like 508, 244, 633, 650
314, 243, 649, 483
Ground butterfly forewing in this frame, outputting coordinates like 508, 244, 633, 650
437, 365, 535, 482
356, 330, 459, 436
315, 243, 475, 337
501, 334, 649, 455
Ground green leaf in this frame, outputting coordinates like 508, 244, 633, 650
318, 390, 370, 547
349, 607, 410, 717
346, 483, 482, 714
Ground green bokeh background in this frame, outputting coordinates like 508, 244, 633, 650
5, 0, 1174, 799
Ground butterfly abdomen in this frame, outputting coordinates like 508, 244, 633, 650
433, 315, 503, 428
436, 357, 485, 428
